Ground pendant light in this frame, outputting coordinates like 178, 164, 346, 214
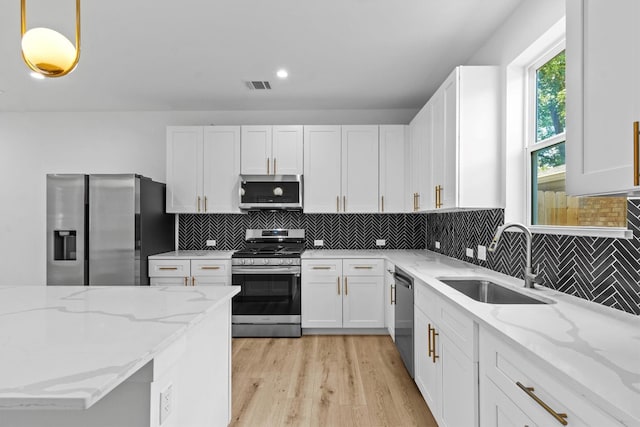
20, 0, 81, 78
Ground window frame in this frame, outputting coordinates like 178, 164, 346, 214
522, 41, 630, 237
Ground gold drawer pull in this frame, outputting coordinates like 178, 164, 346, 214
634, 121, 639, 186
516, 382, 568, 425
159, 267, 178, 270
200, 266, 220, 270
344, 277, 348, 295
267, 157, 270, 175
312, 266, 331, 270
337, 277, 341, 295
184, 277, 188, 286
381, 195, 385, 212
354, 266, 373, 269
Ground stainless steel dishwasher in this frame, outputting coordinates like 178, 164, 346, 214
393, 267, 414, 378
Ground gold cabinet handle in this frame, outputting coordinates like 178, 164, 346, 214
390, 284, 395, 305
312, 266, 331, 270
634, 121, 639, 186
274, 157, 277, 175
516, 382, 568, 425
197, 196, 201, 213
427, 323, 432, 357
191, 277, 196, 286
344, 277, 348, 295
184, 277, 188, 286
435, 185, 438, 208
337, 276, 341, 295
343, 196, 346, 212
200, 266, 220, 270
159, 267, 178, 271
337, 195, 340, 213
267, 157, 270, 175
431, 328, 439, 362
204, 196, 208, 212
354, 266, 373, 269
416, 192, 420, 210
413, 193, 417, 211
381, 195, 385, 212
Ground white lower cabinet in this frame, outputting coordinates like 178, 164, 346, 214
480, 327, 623, 427
414, 281, 478, 427
149, 258, 231, 287
302, 259, 384, 329
384, 261, 395, 339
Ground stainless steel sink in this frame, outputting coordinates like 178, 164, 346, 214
438, 278, 549, 304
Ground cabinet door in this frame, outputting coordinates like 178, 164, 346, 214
384, 262, 395, 339
193, 276, 229, 286
414, 307, 439, 414
342, 275, 384, 328
566, 0, 640, 196
431, 87, 446, 210
379, 125, 408, 213
272, 125, 303, 175
341, 125, 379, 213
481, 379, 537, 427
241, 125, 271, 175
150, 277, 189, 286
301, 260, 343, 328
441, 72, 458, 209
410, 103, 432, 211
439, 332, 478, 427
303, 126, 342, 213
166, 127, 203, 213
203, 126, 241, 213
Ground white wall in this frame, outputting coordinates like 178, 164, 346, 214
0, 109, 415, 285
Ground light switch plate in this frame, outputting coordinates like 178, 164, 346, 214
206, 240, 216, 247
477, 245, 487, 261
435, 241, 441, 249
314, 240, 324, 247
159, 384, 173, 425
466, 247, 474, 258
376, 239, 386, 246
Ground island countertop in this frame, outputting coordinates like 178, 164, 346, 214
0, 285, 240, 411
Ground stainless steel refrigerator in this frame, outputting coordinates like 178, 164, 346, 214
47, 174, 175, 286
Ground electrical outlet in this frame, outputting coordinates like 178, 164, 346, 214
159, 384, 173, 425
435, 241, 441, 249
376, 239, 386, 246
206, 240, 216, 247
466, 247, 474, 258
477, 245, 487, 261
314, 240, 324, 247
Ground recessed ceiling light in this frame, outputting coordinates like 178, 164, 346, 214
276, 69, 288, 79
30, 72, 45, 80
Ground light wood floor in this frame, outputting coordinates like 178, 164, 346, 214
230, 335, 438, 427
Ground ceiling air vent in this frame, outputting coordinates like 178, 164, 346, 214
246, 81, 272, 90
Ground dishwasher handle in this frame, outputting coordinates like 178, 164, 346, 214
393, 273, 413, 289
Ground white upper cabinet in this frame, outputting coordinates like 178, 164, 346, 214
166, 126, 241, 213
566, 0, 640, 195
426, 66, 501, 211
409, 101, 433, 212
304, 126, 342, 213
240, 125, 303, 175
166, 127, 203, 213
379, 125, 408, 213
203, 126, 241, 213
272, 125, 304, 175
341, 125, 380, 213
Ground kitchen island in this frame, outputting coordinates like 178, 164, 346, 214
0, 285, 239, 427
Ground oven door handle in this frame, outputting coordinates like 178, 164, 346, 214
232, 266, 301, 275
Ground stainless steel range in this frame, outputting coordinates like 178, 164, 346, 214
231, 229, 304, 337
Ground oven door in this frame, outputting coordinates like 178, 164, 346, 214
231, 265, 301, 337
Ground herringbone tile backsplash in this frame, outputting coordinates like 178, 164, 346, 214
179, 212, 426, 251
426, 200, 640, 315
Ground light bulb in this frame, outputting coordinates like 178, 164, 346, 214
21, 27, 77, 76
276, 69, 288, 79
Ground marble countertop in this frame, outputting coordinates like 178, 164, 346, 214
303, 250, 640, 425
0, 285, 240, 410
149, 250, 235, 259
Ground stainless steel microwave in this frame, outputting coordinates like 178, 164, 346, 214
239, 175, 303, 210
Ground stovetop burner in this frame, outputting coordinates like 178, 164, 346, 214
232, 229, 305, 259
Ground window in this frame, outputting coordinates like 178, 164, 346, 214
527, 47, 627, 228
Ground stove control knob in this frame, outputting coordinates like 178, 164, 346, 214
249, 259, 254, 265
287, 259, 294, 265
262, 259, 269, 265
278, 259, 285, 265
240, 259, 246, 265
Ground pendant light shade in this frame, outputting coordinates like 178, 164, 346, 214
20, 0, 81, 78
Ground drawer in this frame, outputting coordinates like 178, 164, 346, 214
302, 259, 342, 275
191, 259, 229, 277
343, 259, 384, 276
435, 297, 476, 360
480, 328, 623, 427
149, 259, 191, 277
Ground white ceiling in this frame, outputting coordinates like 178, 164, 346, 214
0, 0, 523, 112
